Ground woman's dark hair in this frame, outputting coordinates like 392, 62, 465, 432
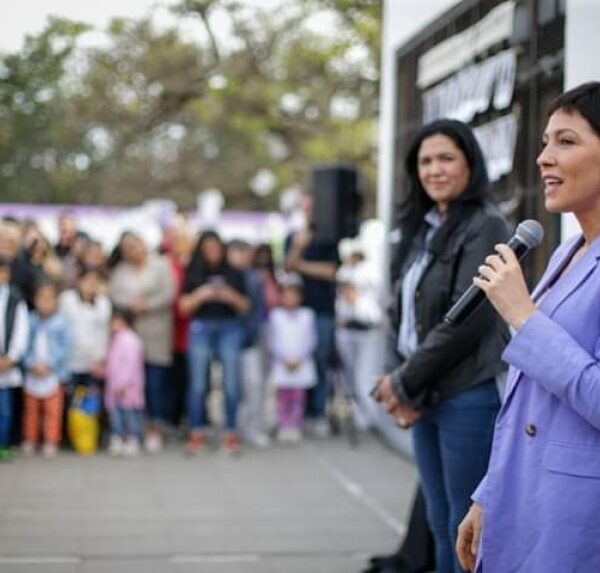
77, 265, 102, 280
254, 243, 276, 278
548, 82, 600, 139
187, 230, 226, 276
111, 306, 136, 328
34, 279, 58, 297
107, 231, 141, 269
393, 119, 490, 273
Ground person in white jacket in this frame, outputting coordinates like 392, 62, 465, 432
267, 279, 317, 443
59, 267, 111, 390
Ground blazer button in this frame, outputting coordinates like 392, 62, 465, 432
416, 323, 423, 334
415, 290, 421, 300
525, 423, 537, 437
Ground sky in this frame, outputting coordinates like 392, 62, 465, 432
0, 0, 286, 54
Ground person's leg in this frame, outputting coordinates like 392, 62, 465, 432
10, 386, 23, 446
121, 408, 142, 455
127, 410, 144, 442
335, 328, 369, 429
42, 386, 64, 447
108, 406, 126, 455
144, 364, 164, 426
170, 351, 188, 427
276, 388, 294, 430
289, 388, 306, 430
215, 320, 244, 433
0, 388, 13, 448
353, 328, 385, 429
306, 314, 335, 420
22, 392, 41, 447
436, 382, 499, 573
109, 406, 126, 439
412, 412, 453, 573
186, 322, 212, 432
365, 485, 435, 573
239, 345, 267, 441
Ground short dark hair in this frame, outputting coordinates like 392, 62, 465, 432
34, 280, 58, 297
548, 82, 600, 138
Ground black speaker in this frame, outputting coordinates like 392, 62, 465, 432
311, 165, 361, 244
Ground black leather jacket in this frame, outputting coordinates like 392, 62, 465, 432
386, 203, 511, 408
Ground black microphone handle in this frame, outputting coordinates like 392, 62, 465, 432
444, 235, 530, 326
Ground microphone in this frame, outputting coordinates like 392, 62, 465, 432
444, 220, 544, 326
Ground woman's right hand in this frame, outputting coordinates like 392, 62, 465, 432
194, 285, 216, 304
456, 503, 483, 572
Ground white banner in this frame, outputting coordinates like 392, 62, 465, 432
473, 113, 519, 183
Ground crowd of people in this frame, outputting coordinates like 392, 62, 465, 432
0, 199, 385, 461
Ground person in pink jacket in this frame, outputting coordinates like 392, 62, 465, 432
105, 308, 145, 457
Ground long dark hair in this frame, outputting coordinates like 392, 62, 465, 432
254, 243, 276, 279
186, 230, 227, 278
394, 119, 490, 272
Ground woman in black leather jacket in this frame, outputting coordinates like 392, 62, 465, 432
374, 119, 510, 573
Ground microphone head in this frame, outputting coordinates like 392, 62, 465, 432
515, 219, 544, 249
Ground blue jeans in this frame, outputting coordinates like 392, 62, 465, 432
145, 364, 169, 424
306, 314, 335, 419
187, 318, 243, 431
0, 387, 13, 447
412, 380, 500, 573
110, 407, 143, 440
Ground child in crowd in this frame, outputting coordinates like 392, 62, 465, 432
104, 308, 145, 457
267, 279, 317, 443
22, 282, 71, 458
0, 257, 29, 462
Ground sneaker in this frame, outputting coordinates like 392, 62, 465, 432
144, 431, 163, 454
185, 431, 206, 456
108, 435, 124, 457
0, 447, 12, 462
123, 437, 141, 457
222, 432, 241, 456
42, 444, 58, 458
245, 431, 271, 449
311, 418, 331, 439
277, 428, 302, 444
21, 442, 35, 457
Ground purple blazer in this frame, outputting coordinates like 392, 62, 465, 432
473, 232, 600, 572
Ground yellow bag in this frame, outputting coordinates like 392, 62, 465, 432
67, 386, 100, 456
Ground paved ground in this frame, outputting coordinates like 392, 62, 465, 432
0, 434, 417, 573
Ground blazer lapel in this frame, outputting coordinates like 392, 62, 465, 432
531, 235, 583, 302
538, 234, 600, 318
500, 234, 591, 409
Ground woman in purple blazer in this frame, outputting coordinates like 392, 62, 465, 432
456, 82, 600, 572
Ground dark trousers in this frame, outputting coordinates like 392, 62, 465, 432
167, 351, 188, 426
364, 486, 435, 573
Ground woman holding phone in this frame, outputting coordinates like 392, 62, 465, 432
179, 231, 249, 456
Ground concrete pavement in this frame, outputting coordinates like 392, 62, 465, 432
0, 434, 417, 573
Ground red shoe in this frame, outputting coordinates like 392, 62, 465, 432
185, 431, 206, 456
223, 432, 241, 456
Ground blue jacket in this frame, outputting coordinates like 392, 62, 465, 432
24, 312, 71, 382
473, 232, 600, 572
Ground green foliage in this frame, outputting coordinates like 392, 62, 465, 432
0, 1, 380, 212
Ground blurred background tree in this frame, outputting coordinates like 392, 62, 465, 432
0, 0, 380, 212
